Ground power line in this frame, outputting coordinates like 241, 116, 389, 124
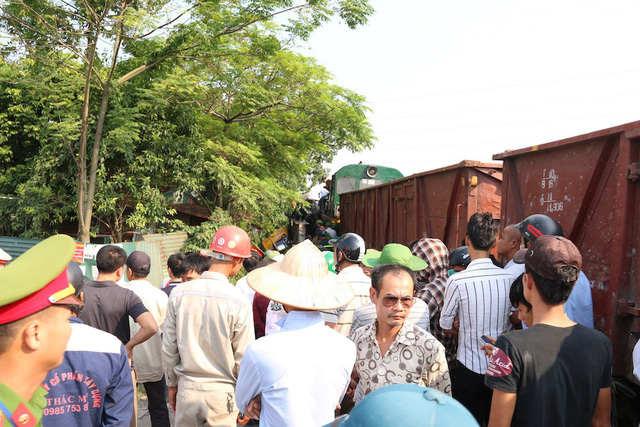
367, 67, 640, 103
371, 90, 640, 121
372, 111, 640, 138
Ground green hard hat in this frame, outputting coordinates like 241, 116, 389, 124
322, 251, 337, 274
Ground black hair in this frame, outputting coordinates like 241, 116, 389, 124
243, 252, 262, 273
467, 212, 499, 251
168, 253, 185, 277
509, 274, 532, 311
181, 252, 212, 275
96, 245, 127, 274
0, 318, 25, 354
0, 307, 51, 354
254, 258, 276, 269
130, 265, 151, 279
526, 266, 576, 306
370, 264, 417, 293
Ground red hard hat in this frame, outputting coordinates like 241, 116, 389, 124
201, 225, 252, 259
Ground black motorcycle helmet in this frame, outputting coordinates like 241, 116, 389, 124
334, 233, 366, 265
67, 261, 89, 294
449, 246, 471, 269
516, 214, 563, 244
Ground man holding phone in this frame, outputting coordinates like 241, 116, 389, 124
485, 236, 612, 427
440, 212, 515, 425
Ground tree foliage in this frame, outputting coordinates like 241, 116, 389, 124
0, 0, 375, 243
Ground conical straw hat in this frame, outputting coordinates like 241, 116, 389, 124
247, 240, 354, 310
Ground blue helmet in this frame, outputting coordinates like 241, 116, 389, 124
325, 384, 478, 427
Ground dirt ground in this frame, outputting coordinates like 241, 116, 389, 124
136, 392, 175, 427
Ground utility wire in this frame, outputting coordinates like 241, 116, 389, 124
368, 68, 640, 103
372, 111, 640, 137
371, 90, 640, 121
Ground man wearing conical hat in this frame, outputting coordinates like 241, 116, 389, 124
0, 235, 84, 426
235, 240, 356, 427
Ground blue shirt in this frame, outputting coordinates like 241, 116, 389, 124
42, 317, 134, 427
563, 271, 594, 328
235, 311, 356, 427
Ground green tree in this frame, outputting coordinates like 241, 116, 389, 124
178, 48, 373, 232
0, 0, 374, 242
0, 57, 82, 236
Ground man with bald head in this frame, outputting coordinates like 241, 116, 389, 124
497, 225, 524, 277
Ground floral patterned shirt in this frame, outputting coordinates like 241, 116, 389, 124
349, 321, 451, 402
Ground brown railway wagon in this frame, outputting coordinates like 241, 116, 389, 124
494, 120, 640, 378
339, 160, 502, 252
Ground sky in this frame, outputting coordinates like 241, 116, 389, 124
298, 0, 640, 176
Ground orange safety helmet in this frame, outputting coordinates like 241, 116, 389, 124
201, 225, 252, 260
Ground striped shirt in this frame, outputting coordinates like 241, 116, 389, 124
320, 266, 371, 335
440, 258, 514, 374
349, 298, 431, 335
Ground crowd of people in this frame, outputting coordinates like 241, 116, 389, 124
0, 211, 621, 427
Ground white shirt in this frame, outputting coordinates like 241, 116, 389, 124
634, 339, 640, 382
265, 300, 286, 335
349, 298, 431, 334
308, 183, 326, 201
503, 259, 525, 278
125, 279, 168, 382
235, 276, 255, 305
320, 266, 371, 335
440, 258, 515, 374
236, 311, 355, 427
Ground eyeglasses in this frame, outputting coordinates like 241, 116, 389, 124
381, 295, 415, 308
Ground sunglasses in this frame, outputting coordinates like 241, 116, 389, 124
381, 295, 415, 308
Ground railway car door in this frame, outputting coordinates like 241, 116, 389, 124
392, 181, 415, 245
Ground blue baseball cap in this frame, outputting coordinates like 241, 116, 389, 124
324, 384, 478, 427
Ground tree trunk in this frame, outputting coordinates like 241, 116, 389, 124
78, 5, 125, 242
77, 33, 99, 243
79, 85, 111, 242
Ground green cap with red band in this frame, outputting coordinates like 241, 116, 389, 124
0, 234, 83, 325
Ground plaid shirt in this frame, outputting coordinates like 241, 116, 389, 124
412, 238, 458, 363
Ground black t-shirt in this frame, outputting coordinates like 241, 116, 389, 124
485, 323, 613, 427
80, 280, 149, 345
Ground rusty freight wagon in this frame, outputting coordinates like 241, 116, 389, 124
494, 120, 640, 378
339, 160, 503, 252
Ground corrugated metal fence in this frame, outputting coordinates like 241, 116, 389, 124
0, 232, 189, 288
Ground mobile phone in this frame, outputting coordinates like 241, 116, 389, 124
480, 335, 494, 345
